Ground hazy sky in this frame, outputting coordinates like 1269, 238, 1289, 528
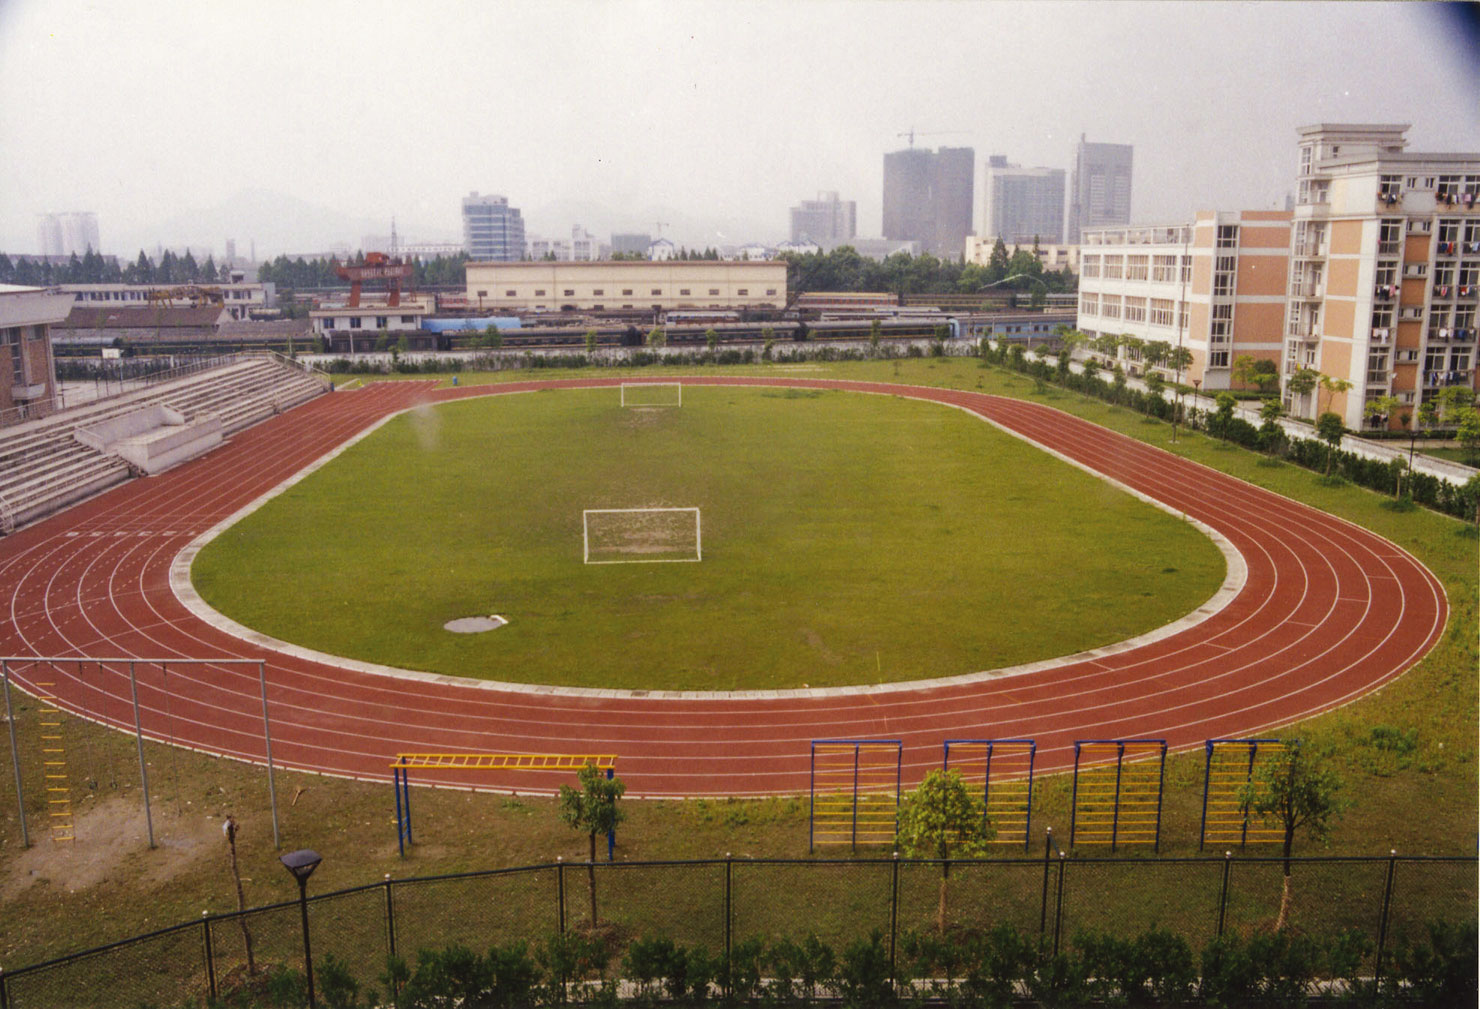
1, 0, 1477, 256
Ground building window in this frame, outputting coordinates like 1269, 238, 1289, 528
322, 318, 335, 330
1102, 255, 1124, 280
1080, 293, 1099, 315
652, 289, 662, 295
376, 316, 388, 328
1211, 303, 1233, 342
1149, 299, 1173, 326
709, 289, 720, 296
680, 289, 691, 296
535, 289, 546, 296
401, 316, 415, 324
505, 290, 516, 297
593, 289, 604, 296
1101, 295, 1121, 320
766, 289, 777, 296
622, 289, 633, 296
350, 318, 362, 329
1081, 255, 1101, 278
1402, 263, 1427, 278
1152, 255, 1175, 282
1209, 350, 1230, 368
1217, 225, 1239, 248
1407, 219, 1432, 235
1180, 256, 1193, 283
737, 289, 748, 296
1127, 255, 1148, 280
1124, 297, 1147, 323
563, 289, 575, 297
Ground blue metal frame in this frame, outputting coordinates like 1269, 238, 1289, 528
808, 739, 904, 853
1199, 738, 1295, 849
943, 739, 1037, 850
1070, 739, 1168, 852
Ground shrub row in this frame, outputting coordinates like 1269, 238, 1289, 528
978, 341, 1480, 523
193, 919, 1475, 1009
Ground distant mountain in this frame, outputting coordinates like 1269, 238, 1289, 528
111, 189, 450, 260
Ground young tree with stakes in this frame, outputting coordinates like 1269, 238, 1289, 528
895, 769, 995, 933
558, 763, 626, 927
1316, 411, 1346, 476
1236, 748, 1345, 931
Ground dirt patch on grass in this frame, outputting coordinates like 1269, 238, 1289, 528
0, 797, 220, 902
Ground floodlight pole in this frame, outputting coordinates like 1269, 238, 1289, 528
2, 661, 29, 848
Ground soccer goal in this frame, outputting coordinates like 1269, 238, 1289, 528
621, 382, 682, 407
583, 507, 702, 564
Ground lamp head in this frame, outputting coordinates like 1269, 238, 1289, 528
280, 849, 323, 884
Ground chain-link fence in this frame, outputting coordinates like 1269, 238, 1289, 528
1, 853, 1473, 1007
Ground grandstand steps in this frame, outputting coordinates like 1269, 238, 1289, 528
0, 355, 329, 532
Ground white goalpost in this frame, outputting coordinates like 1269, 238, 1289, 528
620, 382, 683, 407
583, 507, 702, 564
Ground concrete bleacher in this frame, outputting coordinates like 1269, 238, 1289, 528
0, 354, 329, 532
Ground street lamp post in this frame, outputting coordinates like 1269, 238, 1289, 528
281, 849, 323, 1008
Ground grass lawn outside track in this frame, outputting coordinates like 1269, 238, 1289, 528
192, 384, 1225, 691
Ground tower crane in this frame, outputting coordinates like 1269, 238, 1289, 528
896, 128, 969, 148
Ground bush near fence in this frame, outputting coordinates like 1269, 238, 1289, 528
979, 340, 1480, 522
1, 854, 1473, 1008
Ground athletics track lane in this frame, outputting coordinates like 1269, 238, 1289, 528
0, 376, 1448, 797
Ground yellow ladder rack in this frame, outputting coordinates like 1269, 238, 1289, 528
36, 682, 74, 842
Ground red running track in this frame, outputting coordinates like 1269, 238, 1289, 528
0, 377, 1448, 797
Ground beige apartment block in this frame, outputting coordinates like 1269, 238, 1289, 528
964, 237, 1080, 274
1285, 123, 1480, 429
465, 261, 787, 312
1075, 211, 1291, 390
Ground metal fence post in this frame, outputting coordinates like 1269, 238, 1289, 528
1217, 852, 1232, 936
889, 852, 900, 987
258, 662, 281, 849
127, 661, 155, 849
724, 853, 733, 996
1374, 850, 1398, 985
1039, 828, 1054, 941
556, 857, 566, 935
2, 661, 29, 849
1052, 853, 1067, 957
202, 913, 217, 1002
384, 875, 397, 961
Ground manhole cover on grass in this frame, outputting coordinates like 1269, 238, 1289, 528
444, 615, 508, 633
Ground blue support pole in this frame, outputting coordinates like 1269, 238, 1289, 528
808, 743, 816, 853
1153, 743, 1167, 853
1069, 743, 1082, 848
1199, 741, 1214, 850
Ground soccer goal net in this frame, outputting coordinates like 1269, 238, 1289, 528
583, 507, 702, 564
621, 382, 683, 407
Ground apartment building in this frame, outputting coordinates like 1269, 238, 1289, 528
883, 146, 975, 258
465, 260, 786, 312
461, 192, 525, 262
1075, 210, 1291, 390
983, 156, 1066, 245
1067, 137, 1133, 244
790, 191, 857, 245
1284, 124, 1480, 428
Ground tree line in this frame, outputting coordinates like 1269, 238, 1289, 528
255, 252, 470, 291
779, 239, 1077, 299
0, 248, 230, 286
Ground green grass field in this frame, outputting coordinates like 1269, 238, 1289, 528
192, 385, 1223, 691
